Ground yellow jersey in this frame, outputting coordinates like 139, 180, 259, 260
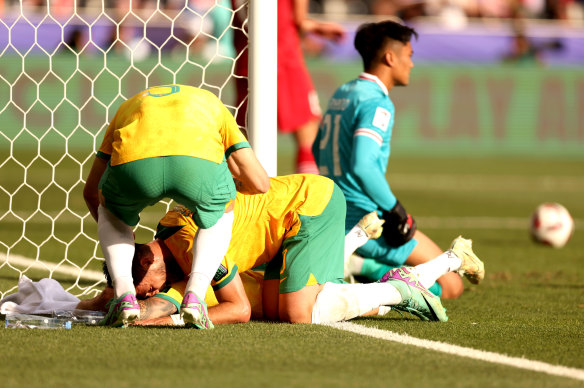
98, 84, 249, 166
155, 174, 335, 289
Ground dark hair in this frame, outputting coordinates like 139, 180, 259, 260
354, 20, 418, 70
102, 243, 154, 288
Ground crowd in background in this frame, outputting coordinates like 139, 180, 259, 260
313, 0, 584, 22
0, 0, 579, 66
1, 0, 583, 23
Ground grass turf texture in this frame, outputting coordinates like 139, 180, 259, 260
0, 322, 582, 388
1, 152, 583, 387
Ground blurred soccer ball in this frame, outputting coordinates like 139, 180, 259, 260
530, 203, 574, 248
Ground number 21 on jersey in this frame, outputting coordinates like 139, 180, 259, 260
317, 113, 342, 177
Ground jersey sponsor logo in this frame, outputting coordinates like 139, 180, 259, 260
213, 264, 228, 281
372, 107, 391, 131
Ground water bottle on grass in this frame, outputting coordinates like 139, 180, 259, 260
4, 313, 72, 329
53, 309, 105, 325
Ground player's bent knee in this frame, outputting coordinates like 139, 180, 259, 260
278, 285, 322, 324
279, 299, 314, 323
234, 304, 252, 323
227, 303, 251, 323
283, 310, 313, 324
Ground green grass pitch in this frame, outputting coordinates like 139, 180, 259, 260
1, 149, 583, 387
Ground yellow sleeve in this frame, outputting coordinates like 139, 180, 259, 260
221, 103, 251, 158
96, 112, 119, 158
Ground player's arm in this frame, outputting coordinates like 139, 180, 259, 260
351, 125, 416, 246
131, 315, 174, 326
221, 101, 270, 193
84, 114, 117, 222
130, 297, 179, 326
75, 286, 114, 312
209, 272, 252, 324
132, 273, 252, 326
293, 0, 345, 42
139, 297, 178, 320
227, 147, 270, 194
351, 135, 396, 211
83, 155, 108, 222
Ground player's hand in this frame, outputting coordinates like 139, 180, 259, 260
381, 201, 417, 247
300, 19, 346, 42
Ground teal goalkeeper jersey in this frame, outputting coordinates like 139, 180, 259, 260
313, 73, 397, 230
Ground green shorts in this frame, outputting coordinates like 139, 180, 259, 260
99, 156, 236, 228
264, 184, 346, 293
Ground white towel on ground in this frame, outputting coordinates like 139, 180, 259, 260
0, 275, 80, 314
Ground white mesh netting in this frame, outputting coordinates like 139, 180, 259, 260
0, 0, 247, 299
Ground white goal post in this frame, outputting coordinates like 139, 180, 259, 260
0, 0, 276, 299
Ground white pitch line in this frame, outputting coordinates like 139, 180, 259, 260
325, 321, 584, 382
0, 253, 105, 282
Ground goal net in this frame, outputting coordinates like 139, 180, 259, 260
0, 0, 260, 299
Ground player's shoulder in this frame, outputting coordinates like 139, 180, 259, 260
336, 79, 390, 109
328, 80, 386, 111
360, 93, 393, 111
354, 93, 394, 133
172, 85, 221, 103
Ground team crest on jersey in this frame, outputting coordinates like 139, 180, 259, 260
372, 107, 391, 131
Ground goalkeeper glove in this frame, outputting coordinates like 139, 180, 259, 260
381, 200, 416, 247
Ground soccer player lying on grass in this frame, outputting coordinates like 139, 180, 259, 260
82, 233, 481, 326
83, 84, 270, 328
77, 266, 268, 325
83, 174, 484, 326
312, 21, 482, 299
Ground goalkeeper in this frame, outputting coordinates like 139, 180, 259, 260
86, 174, 483, 326
83, 84, 270, 329
312, 21, 484, 298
